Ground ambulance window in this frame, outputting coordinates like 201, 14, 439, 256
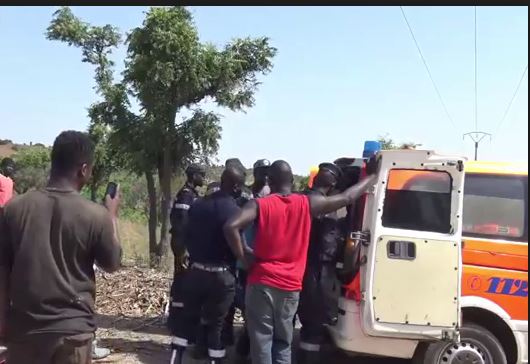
382, 170, 452, 233
463, 174, 527, 241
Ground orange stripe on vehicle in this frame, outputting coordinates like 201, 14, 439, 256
463, 249, 528, 271
463, 239, 529, 256
462, 266, 528, 321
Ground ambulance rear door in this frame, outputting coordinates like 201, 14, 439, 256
360, 150, 466, 341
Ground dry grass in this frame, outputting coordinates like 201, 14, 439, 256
118, 220, 151, 267
118, 220, 175, 272
0, 143, 16, 158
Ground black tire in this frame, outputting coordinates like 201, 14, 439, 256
412, 323, 507, 364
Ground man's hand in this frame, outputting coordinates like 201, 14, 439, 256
366, 155, 381, 176
104, 184, 121, 218
242, 247, 256, 271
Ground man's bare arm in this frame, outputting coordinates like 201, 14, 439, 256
309, 174, 377, 217
223, 200, 258, 266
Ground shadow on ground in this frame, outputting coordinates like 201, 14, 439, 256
96, 337, 170, 364
97, 314, 168, 336
95, 314, 410, 364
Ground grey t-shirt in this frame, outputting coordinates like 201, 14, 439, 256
0, 189, 121, 339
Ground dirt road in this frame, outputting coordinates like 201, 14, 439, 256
95, 315, 409, 364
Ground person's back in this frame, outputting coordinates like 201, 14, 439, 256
0, 130, 121, 364
186, 190, 238, 267
249, 193, 312, 292
3, 189, 118, 339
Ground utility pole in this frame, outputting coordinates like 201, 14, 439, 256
463, 132, 491, 161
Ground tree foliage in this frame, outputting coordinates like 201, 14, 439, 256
47, 6, 277, 267
11, 145, 51, 193
378, 135, 421, 150
122, 6, 277, 264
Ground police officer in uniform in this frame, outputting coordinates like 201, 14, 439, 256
298, 162, 344, 364
170, 164, 206, 274
168, 164, 205, 354
169, 165, 246, 364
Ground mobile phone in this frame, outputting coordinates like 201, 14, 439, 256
105, 182, 118, 199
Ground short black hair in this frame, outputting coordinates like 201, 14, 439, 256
51, 131, 95, 174
269, 160, 293, 187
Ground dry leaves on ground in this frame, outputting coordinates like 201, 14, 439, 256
96, 267, 171, 317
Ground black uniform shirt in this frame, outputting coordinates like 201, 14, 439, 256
185, 190, 240, 267
170, 183, 199, 235
306, 189, 343, 266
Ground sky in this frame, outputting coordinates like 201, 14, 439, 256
0, 6, 528, 174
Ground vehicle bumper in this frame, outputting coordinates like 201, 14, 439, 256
514, 328, 528, 364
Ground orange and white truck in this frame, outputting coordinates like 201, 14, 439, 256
310, 149, 528, 364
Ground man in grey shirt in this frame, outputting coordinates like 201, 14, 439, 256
0, 130, 122, 364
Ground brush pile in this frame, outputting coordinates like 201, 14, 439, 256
95, 267, 171, 317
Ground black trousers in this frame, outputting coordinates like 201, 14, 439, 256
298, 263, 339, 352
170, 267, 235, 359
168, 271, 189, 340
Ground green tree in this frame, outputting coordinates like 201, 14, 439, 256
122, 7, 277, 265
12, 145, 51, 193
378, 135, 421, 150
47, 7, 123, 202
47, 6, 277, 267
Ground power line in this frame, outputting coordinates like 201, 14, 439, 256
399, 6, 459, 132
474, 6, 478, 131
495, 64, 528, 134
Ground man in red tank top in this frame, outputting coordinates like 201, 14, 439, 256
224, 160, 378, 364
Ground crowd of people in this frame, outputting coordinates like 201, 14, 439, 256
167, 156, 378, 364
0, 130, 378, 364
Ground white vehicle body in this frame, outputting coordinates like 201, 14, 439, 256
330, 149, 466, 359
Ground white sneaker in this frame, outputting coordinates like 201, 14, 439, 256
92, 340, 111, 360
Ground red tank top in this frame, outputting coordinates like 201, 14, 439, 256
248, 193, 312, 291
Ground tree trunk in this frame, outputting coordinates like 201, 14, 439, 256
157, 143, 173, 270
145, 170, 158, 268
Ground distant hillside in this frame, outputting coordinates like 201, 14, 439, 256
0, 141, 16, 158
0, 140, 48, 159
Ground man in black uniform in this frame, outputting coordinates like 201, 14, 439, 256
167, 164, 205, 353
298, 162, 344, 364
170, 164, 206, 274
169, 166, 246, 364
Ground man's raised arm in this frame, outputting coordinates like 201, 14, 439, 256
309, 174, 377, 217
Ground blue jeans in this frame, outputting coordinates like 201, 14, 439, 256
246, 284, 300, 364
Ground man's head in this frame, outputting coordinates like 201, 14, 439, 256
220, 166, 246, 199
268, 160, 294, 194
313, 162, 341, 194
0, 157, 15, 178
50, 131, 95, 191
225, 158, 247, 176
186, 164, 206, 187
253, 159, 270, 189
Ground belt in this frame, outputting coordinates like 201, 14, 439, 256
192, 262, 229, 273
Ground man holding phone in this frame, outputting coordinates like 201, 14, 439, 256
0, 130, 122, 363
